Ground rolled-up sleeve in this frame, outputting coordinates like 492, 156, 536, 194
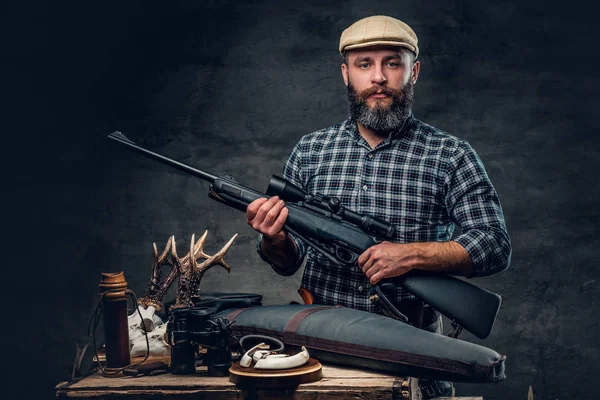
256, 141, 308, 276
256, 232, 307, 276
444, 141, 512, 277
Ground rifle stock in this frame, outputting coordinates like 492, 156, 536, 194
108, 131, 502, 339
397, 272, 501, 339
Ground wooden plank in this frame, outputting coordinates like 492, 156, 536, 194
57, 363, 482, 399
65, 364, 398, 390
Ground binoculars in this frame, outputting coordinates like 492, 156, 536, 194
166, 306, 233, 376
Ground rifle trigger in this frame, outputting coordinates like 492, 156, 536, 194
333, 243, 358, 264
284, 226, 345, 267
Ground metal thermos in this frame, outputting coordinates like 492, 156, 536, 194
99, 271, 131, 373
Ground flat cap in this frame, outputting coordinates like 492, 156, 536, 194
339, 15, 419, 57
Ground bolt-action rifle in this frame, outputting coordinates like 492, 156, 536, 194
108, 131, 501, 339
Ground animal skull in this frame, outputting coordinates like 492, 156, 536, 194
128, 309, 169, 357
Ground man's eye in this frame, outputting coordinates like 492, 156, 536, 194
358, 63, 370, 69
387, 62, 400, 68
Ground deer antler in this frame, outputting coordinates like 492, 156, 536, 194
189, 232, 238, 304
137, 236, 179, 312
171, 231, 238, 309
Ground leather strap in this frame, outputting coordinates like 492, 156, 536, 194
225, 307, 250, 322
284, 306, 341, 339
370, 284, 409, 323
371, 283, 433, 329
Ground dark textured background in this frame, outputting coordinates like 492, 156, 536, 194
5, 1, 599, 399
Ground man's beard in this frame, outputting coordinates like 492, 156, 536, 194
347, 80, 414, 133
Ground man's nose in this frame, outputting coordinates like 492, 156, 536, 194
371, 65, 387, 84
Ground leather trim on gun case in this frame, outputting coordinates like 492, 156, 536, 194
217, 304, 506, 383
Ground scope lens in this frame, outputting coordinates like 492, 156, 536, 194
266, 175, 306, 202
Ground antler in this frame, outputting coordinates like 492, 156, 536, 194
189, 232, 238, 304
137, 236, 179, 312
171, 231, 238, 310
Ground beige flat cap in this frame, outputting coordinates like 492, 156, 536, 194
339, 15, 419, 57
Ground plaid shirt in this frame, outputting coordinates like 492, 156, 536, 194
258, 114, 511, 312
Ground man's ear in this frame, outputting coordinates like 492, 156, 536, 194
411, 60, 421, 84
341, 63, 349, 87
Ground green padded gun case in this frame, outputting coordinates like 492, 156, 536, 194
215, 304, 506, 383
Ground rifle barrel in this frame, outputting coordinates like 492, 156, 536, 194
107, 131, 218, 182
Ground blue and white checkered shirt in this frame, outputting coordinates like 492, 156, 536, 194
258, 114, 511, 312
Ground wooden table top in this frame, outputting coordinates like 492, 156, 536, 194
56, 362, 482, 400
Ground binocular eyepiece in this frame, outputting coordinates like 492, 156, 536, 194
266, 175, 395, 240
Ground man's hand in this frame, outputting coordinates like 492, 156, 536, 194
358, 241, 474, 284
246, 196, 288, 243
247, 196, 299, 271
358, 241, 417, 285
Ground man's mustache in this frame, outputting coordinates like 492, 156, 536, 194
358, 85, 403, 101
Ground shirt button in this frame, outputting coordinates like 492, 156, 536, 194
368, 154, 373, 159
362, 185, 368, 191
358, 285, 364, 292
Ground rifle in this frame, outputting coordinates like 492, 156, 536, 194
107, 131, 501, 339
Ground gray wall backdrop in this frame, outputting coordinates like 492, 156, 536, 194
6, 1, 599, 399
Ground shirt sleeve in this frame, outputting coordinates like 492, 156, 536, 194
444, 141, 512, 277
256, 141, 308, 276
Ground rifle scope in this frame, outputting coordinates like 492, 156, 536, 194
267, 175, 395, 240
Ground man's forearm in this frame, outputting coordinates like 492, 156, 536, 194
359, 240, 475, 284
411, 241, 473, 278
260, 233, 300, 271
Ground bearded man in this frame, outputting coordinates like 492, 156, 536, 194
246, 15, 511, 398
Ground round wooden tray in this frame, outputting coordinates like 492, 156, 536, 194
229, 358, 322, 389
